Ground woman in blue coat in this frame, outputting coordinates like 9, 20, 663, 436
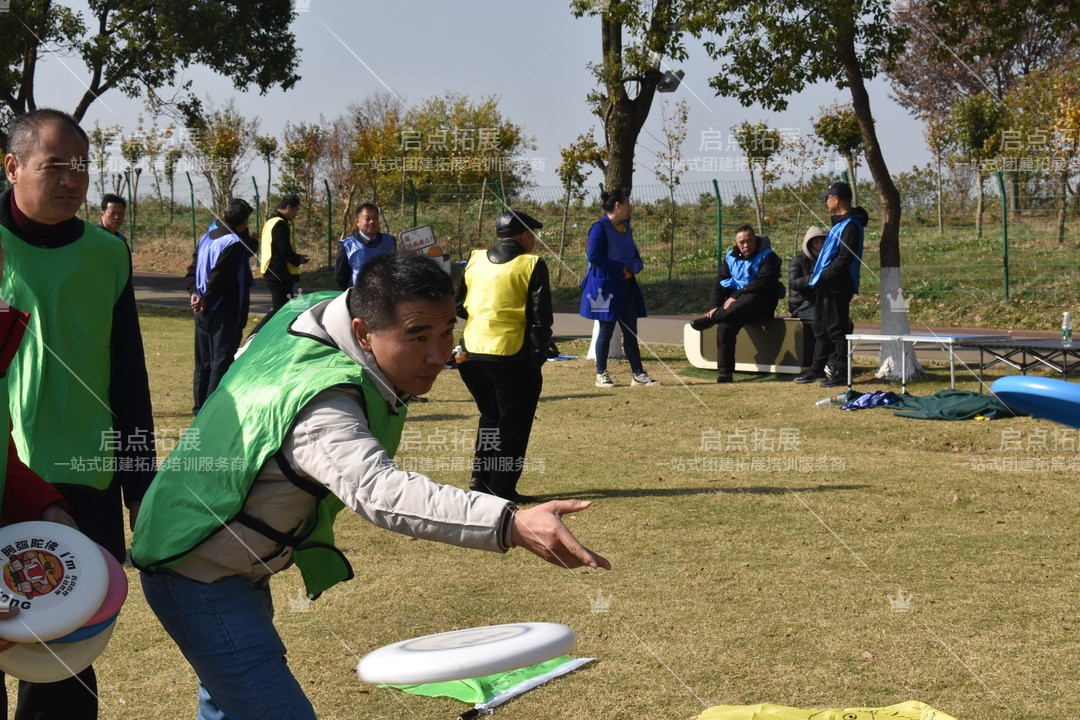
579, 188, 660, 387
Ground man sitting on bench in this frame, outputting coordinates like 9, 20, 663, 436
690, 224, 785, 383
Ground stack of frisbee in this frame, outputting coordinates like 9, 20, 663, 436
0, 521, 128, 682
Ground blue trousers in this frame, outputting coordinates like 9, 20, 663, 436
141, 572, 316, 720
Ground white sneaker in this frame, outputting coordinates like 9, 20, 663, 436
595, 372, 615, 387
631, 371, 661, 386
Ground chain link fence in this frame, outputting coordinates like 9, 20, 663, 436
74, 171, 1079, 313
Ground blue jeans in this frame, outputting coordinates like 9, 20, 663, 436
595, 300, 644, 375
141, 572, 315, 720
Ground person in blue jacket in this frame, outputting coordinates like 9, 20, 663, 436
578, 188, 660, 387
794, 181, 868, 388
334, 203, 396, 289
692, 225, 784, 382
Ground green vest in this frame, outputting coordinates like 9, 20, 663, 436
0, 223, 130, 490
462, 250, 538, 356
132, 293, 408, 598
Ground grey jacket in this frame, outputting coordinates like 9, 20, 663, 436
174, 293, 515, 583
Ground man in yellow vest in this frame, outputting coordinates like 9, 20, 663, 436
456, 210, 552, 504
260, 194, 308, 311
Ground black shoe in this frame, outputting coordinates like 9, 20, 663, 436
793, 371, 823, 384
823, 365, 838, 382
469, 480, 493, 494
503, 492, 539, 505
689, 316, 716, 331
715, 374, 733, 383
819, 376, 844, 388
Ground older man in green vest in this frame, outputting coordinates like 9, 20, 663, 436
133, 252, 607, 720
1, 108, 154, 718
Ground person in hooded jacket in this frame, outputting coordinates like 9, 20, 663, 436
788, 225, 826, 322
692, 224, 784, 383
793, 181, 868, 388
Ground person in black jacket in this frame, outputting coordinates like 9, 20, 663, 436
455, 211, 553, 503
788, 225, 826, 321
259, 195, 308, 311
187, 199, 256, 413
692, 225, 784, 383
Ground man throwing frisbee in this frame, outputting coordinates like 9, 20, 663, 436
132, 252, 609, 719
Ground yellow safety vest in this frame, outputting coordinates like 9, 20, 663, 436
260, 215, 299, 275
462, 250, 538, 356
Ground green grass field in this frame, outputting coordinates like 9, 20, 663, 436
8, 307, 1074, 719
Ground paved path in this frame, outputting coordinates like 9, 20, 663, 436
133, 271, 1056, 364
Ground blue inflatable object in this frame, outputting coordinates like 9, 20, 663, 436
990, 376, 1080, 429
47, 613, 117, 645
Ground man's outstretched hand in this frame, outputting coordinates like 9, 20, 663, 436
510, 500, 611, 570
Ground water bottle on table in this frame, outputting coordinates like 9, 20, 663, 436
1064, 312, 1073, 349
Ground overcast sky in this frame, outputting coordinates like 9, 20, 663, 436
36, 1, 931, 199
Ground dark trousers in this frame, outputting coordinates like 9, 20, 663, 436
811, 292, 853, 374
595, 294, 645, 375
265, 277, 297, 312
458, 357, 543, 499
714, 296, 777, 375
193, 309, 241, 414
0, 479, 126, 718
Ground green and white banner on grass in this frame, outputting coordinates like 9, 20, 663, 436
388, 655, 593, 712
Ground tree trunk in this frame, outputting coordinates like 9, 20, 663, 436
935, 149, 943, 236
667, 187, 675, 282
1058, 170, 1068, 244
975, 170, 984, 239
748, 166, 763, 230
838, 21, 921, 381
557, 182, 571, 285
597, 11, 660, 196
1009, 172, 1020, 218
846, 156, 858, 207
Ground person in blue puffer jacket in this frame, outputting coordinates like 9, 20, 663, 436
692, 224, 784, 383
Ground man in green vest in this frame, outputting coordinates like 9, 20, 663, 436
1, 108, 155, 717
133, 252, 608, 719
456, 210, 552, 503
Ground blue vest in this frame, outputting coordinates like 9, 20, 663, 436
721, 245, 776, 290
810, 216, 864, 292
195, 231, 246, 312
342, 233, 395, 286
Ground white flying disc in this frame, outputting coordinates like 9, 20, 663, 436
0, 620, 116, 683
991, 376, 1080, 429
0, 521, 109, 643
357, 622, 575, 685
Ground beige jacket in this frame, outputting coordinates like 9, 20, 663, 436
174, 292, 515, 583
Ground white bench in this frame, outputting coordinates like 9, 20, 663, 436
684, 317, 814, 374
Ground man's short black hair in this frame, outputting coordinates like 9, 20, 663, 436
734, 223, 756, 237
222, 198, 253, 229
101, 194, 126, 211
277, 194, 300, 210
7, 108, 89, 160
355, 202, 379, 217
348, 253, 453, 331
